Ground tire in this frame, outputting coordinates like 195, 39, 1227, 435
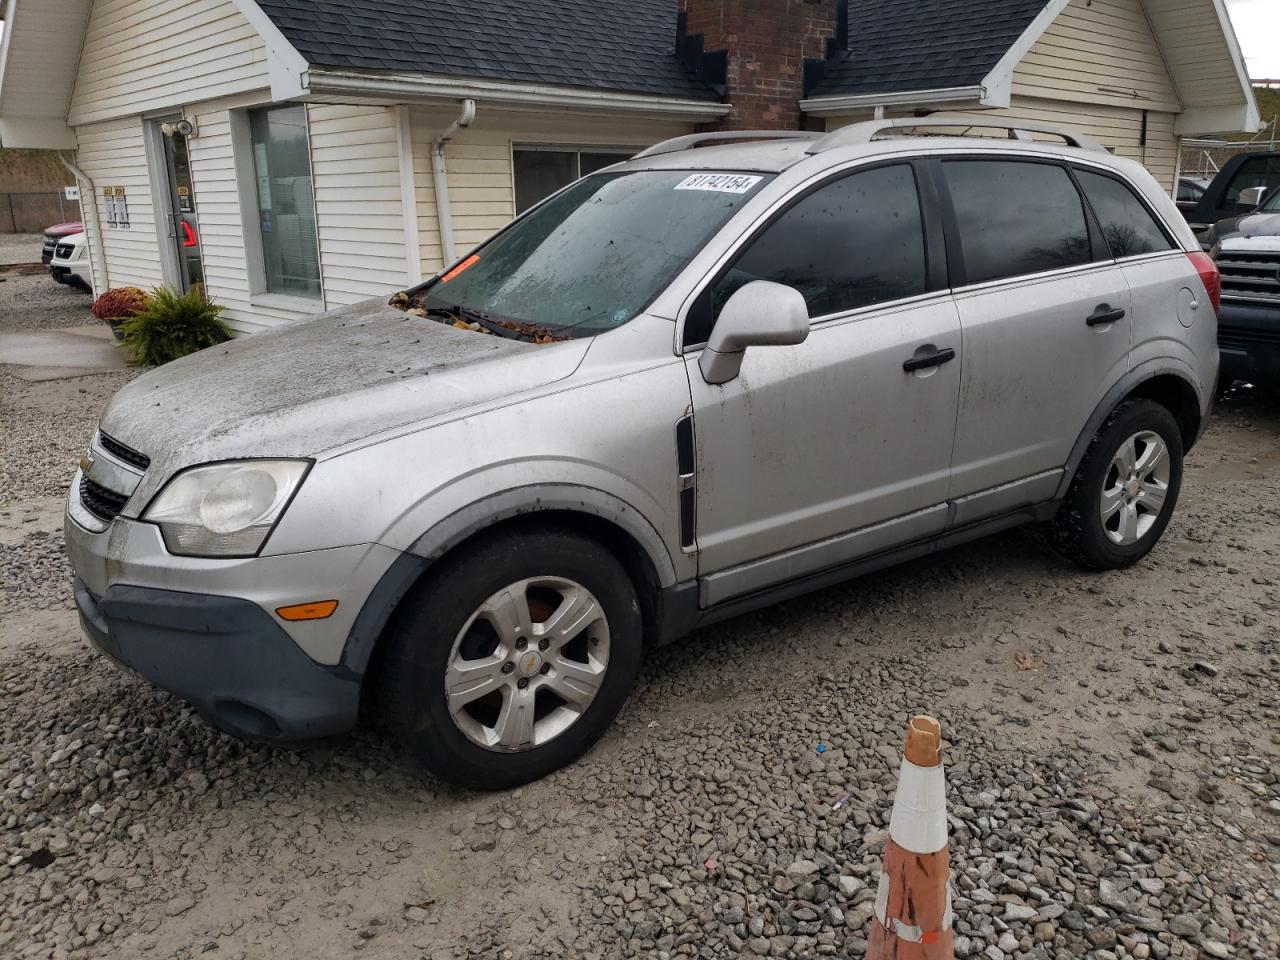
372, 528, 643, 790
1051, 399, 1183, 570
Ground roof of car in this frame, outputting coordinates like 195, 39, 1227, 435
615, 132, 1120, 176
810, 0, 1048, 98
254, 0, 718, 101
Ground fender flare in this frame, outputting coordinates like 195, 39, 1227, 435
337, 484, 678, 678
1054, 360, 1205, 501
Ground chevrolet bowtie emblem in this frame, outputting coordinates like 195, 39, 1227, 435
79, 451, 94, 475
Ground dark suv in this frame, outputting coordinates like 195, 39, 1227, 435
1187, 152, 1280, 242
1208, 185, 1280, 383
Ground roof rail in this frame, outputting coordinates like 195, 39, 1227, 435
807, 114, 1107, 155
634, 130, 816, 160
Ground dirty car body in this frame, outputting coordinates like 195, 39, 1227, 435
65, 118, 1219, 789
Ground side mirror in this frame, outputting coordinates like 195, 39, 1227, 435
698, 280, 810, 385
1238, 185, 1268, 209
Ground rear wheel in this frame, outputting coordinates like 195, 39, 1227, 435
373, 529, 643, 790
1051, 399, 1183, 570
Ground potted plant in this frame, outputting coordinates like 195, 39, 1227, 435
118, 285, 232, 366
90, 287, 149, 341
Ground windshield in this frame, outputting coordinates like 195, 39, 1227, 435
407, 170, 772, 338
1263, 189, 1280, 212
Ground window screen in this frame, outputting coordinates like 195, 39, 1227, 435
1075, 170, 1173, 258
513, 147, 633, 214
249, 105, 320, 298
943, 160, 1092, 285
695, 164, 926, 340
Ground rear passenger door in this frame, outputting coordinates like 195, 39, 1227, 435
1072, 166, 1188, 375
937, 158, 1132, 524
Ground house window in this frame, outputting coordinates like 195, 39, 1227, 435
249, 105, 320, 298
512, 146, 634, 214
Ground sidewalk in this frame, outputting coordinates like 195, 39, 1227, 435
0, 323, 128, 381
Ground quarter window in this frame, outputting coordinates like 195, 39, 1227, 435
1075, 170, 1174, 258
692, 164, 927, 342
513, 147, 634, 214
248, 105, 321, 298
943, 160, 1092, 285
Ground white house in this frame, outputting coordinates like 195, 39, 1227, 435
0, 0, 1258, 334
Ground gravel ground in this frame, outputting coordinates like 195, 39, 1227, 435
0, 340, 1277, 960
0, 271, 95, 333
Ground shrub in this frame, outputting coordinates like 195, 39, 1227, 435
90, 286, 148, 324
119, 286, 232, 366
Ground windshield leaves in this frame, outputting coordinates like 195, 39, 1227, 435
388, 169, 772, 341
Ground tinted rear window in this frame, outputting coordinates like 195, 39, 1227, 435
1223, 156, 1280, 213
1075, 170, 1174, 258
943, 160, 1092, 285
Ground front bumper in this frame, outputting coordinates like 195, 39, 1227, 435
65, 501, 404, 740
74, 579, 359, 739
1218, 301, 1280, 383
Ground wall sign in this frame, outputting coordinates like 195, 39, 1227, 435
102, 186, 130, 228
64, 185, 80, 201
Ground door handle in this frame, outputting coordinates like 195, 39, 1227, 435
1087, 305, 1126, 326
902, 347, 956, 372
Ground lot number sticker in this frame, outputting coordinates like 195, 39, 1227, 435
674, 173, 762, 194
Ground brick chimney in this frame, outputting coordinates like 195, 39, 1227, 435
678, 0, 842, 131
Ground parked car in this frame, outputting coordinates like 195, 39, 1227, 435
41, 220, 84, 264
49, 231, 92, 291
1185, 151, 1280, 241
1206, 186, 1280, 384
65, 117, 1219, 789
1175, 176, 1211, 220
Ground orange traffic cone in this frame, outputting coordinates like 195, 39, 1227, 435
867, 715, 954, 959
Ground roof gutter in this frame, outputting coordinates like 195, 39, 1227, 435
303, 68, 731, 121
800, 85, 987, 118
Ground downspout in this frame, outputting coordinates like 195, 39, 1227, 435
432, 99, 476, 267
58, 151, 107, 294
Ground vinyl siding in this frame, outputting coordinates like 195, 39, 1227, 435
73, 118, 164, 291
68, 0, 269, 126
1011, 0, 1181, 113
408, 108, 689, 276
308, 105, 410, 306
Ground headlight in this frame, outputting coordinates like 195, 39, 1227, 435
142, 460, 310, 557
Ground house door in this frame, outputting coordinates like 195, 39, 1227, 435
156, 121, 204, 291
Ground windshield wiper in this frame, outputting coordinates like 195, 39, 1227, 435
420, 305, 565, 344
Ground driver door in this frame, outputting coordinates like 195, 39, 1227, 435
684, 162, 962, 605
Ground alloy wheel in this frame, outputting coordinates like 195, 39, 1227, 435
1099, 429, 1170, 546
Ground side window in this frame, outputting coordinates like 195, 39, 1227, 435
1221, 156, 1280, 214
942, 160, 1092, 285
701, 164, 927, 336
1075, 170, 1174, 258
1176, 179, 1204, 203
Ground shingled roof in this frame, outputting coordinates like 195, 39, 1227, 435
809, 0, 1050, 98
255, 0, 719, 101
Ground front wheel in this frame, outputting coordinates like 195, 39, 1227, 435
373, 528, 643, 790
1051, 399, 1184, 570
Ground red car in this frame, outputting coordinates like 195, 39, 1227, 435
41, 221, 84, 264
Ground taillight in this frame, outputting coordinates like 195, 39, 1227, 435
1186, 251, 1220, 318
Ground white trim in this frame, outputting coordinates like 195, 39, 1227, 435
887, 758, 947, 855
228, 0, 309, 100
1204, 0, 1261, 133
304, 69, 731, 121
0, 117, 77, 149
980, 0, 1073, 108
142, 116, 184, 290
800, 86, 985, 117
1176, 105, 1260, 137
395, 105, 422, 285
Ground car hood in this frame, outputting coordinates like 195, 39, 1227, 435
1210, 210, 1280, 244
44, 221, 83, 237
100, 297, 590, 492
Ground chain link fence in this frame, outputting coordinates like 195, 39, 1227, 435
0, 192, 82, 233
1179, 116, 1279, 181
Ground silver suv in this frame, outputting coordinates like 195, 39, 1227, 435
66, 116, 1219, 789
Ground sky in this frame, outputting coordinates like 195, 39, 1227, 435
1226, 0, 1280, 80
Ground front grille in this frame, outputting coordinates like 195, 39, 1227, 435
41, 236, 57, 264
1219, 327, 1280, 349
80, 477, 129, 524
1217, 250, 1280, 305
54, 242, 74, 260
98, 431, 150, 470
